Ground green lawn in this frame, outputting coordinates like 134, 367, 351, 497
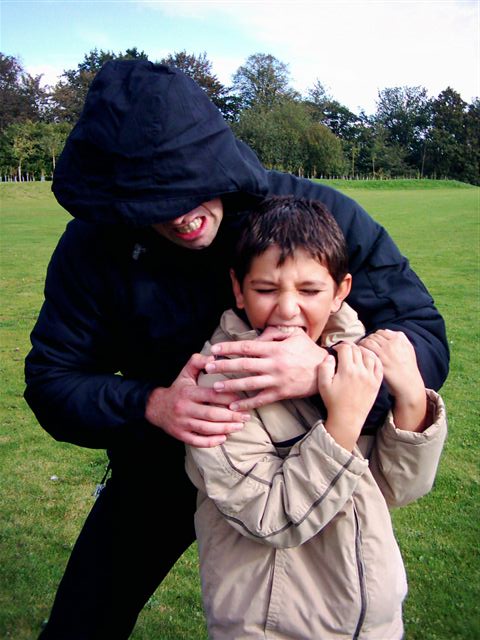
1, 180, 479, 639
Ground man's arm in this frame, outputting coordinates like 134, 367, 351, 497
24, 221, 247, 448
209, 175, 448, 409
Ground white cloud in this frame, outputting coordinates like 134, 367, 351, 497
26, 64, 63, 87
137, 0, 479, 111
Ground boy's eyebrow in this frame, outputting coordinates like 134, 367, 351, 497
249, 278, 329, 286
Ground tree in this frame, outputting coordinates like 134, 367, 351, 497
159, 51, 239, 121
232, 53, 297, 110
233, 99, 345, 176
425, 88, 479, 184
303, 122, 346, 177
307, 79, 331, 107
9, 120, 38, 180
39, 121, 72, 175
374, 86, 431, 171
464, 99, 480, 185
0, 53, 47, 131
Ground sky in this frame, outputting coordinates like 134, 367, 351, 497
1, 0, 479, 115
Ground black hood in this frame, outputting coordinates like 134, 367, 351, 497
52, 60, 268, 225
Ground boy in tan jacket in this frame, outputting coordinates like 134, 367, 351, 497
185, 196, 447, 639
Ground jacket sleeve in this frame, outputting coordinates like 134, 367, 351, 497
266, 172, 449, 393
24, 221, 155, 448
368, 390, 447, 507
187, 379, 368, 549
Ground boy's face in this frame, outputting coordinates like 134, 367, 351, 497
231, 245, 351, 343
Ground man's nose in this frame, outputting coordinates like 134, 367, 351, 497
170, 213, 186, 225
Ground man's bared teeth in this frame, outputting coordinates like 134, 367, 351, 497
175, 218, 202, 234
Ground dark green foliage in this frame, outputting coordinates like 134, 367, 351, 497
232, 52, 298, 110
232, 99, 345, 176
0, 51, 478, 184
424, 88, 479, 185
0, 53, 47, 131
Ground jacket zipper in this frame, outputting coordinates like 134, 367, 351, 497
352, 505, 367, 640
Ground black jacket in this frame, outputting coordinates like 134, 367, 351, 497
24, 61, 448, 452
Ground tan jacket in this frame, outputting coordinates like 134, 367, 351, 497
185, 308, 447, 640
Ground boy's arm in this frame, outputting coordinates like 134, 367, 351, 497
187, 344, 381, 549
361, 329, 448, 506
368, 390, 447, 507
361, 330, 428, 431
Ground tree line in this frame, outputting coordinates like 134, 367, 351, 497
1, 48, 478, 185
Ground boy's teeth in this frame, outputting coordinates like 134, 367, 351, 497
276, 326, 298, 333
176, 218, 202, 234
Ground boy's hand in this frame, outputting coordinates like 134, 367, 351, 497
360, 329, 423, 397
360, 330, 427, 431
318, 343, 383, 451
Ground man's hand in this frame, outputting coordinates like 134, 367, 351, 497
145, 353, 250, 448
318, 343, 383, 451
360, 329, 427, 431
205, 327, 328, 411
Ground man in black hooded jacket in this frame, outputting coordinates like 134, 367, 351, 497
24, 60, 449, 639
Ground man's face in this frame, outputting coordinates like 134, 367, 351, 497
231, 245, 351, 343
152, 198, 223, 250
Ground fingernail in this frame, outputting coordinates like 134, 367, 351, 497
241, 414, 251, 421
213, 381, 224, 391
211, 345, 220, 354
230, 402, 239, 411
205, 363, 216, 373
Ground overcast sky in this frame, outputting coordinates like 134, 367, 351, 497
2, 0, 479, 114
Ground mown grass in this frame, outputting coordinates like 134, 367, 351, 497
315, 178, 476, 190
1, 180, 479, 639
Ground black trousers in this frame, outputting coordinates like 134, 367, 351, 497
38, 445, 197, 640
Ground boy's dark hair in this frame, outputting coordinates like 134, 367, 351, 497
232, 195, 349, 287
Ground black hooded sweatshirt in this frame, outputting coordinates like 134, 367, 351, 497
24, 60, 448, 456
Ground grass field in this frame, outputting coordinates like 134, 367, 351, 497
1, 180, 479, 639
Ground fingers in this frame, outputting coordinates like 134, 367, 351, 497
212, 374, 274, 395
256, 326, 304, 342
361, 329, 408, 350
211, 339, 276, 358
334, 343, 383, 377
183, 352, 214, 378
360, 329, 415, 366
205, 356, 271, 377
317, 354, 336, 386
167, 407, 246, 447
228, 390, 280, 411
184, 433, 228, 448
196, 385, 240, 407
185, 397, 250, 425
358, 346, 383, 381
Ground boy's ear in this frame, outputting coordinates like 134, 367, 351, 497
230, 269, 245, 309
331, 273, 352, 313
